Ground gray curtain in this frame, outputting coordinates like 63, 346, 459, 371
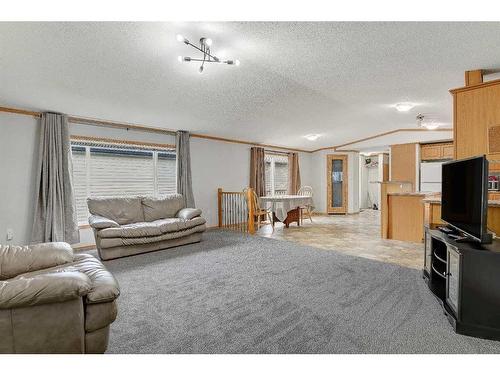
176, 130, 195, 208
250, 147, 266, 196
288, 152, 301, 194
31, 112, 80, 244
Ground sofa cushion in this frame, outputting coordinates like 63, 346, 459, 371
98, 217, 206, 239
0, 242, 74, 280
158, 217, 206, 233
177, 208, 202, 221
0, 271, 91, 309
99, 222, 206, 249
98, 221, 165, 238
70, 254, 120, 304
87, 197, 144, 225
141, 195, 185, 221
88, 215, 120, 229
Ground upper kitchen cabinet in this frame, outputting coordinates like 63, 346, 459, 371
451, 70, 500, 165
390, 143, 418, 190
420, 142, 454, 161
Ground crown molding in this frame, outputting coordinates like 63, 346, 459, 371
0, 105, 310, 153
314, 127, 453, 153
450, 78, 500, 94
1, 105, 453, 154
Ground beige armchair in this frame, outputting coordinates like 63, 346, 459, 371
0, 242, 120, 353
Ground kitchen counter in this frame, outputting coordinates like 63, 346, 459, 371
423, 197, 500, 235
382, 190, 442, 242
422, 196, 500, 207
388, 192, 435, 197
383, 193, 428, 242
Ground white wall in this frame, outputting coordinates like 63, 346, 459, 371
0, 112, 314, 245
0, 112, 39, 245
359, 156, 368, 209
191, 137, 313, 227
310, 150, 360, 214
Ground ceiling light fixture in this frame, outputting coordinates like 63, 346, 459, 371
176, 34, 239, 74
304, 134, 321, 141
416, 114, 440, 130
395, 102, 415, 112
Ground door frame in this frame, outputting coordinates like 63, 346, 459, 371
327, 154, 348, 214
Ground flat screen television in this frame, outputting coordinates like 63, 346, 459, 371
441, 155, 491, 244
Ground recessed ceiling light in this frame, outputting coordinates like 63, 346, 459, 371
422, 122, 440, 130
304, 134, 321, 141
395, 102, 415, 112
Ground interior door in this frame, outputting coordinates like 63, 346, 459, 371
327, 154, 348, 214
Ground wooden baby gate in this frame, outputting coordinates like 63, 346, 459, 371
217, 188, 256, 234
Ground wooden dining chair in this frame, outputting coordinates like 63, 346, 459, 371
244, 188, 274, 231
297, 186, 314, 224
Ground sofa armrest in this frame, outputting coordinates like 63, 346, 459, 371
0, 242, 74, 280
176, 208, 202, 221
72, 254, 120, 304
0, 271, 91, 309
88, 215, 120, 230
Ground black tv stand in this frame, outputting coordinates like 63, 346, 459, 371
437, 225, 456, 235
424, 228, 500, 341
448, 234, 473, 243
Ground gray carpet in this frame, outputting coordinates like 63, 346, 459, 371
99, 229, 500, 353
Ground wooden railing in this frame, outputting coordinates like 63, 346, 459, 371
217, 188, 255, 234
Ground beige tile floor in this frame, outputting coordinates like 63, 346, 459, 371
257, 209, 424, 270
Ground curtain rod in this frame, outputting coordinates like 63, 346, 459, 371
0, 106, 177, 136
264, 149, 291, 156
0, 105, 311, 153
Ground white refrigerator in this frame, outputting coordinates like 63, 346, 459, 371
420, 161, 443, 192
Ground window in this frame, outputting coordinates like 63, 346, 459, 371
264, 153, 289, 196
71, 140, 176, 224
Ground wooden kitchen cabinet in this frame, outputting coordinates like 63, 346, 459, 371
451, 79, 500, 163
489, 192, 500, 201
442, 144, 454, 159
420, 142, 454, 161
390, 143, 417, 190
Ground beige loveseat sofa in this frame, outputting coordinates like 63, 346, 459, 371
87, 194, 206, 260
0, 242, 120, 353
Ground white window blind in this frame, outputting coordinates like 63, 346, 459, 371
71, 141, 176, 225
265, 160, 272, 196
264, 153, 289, 196
157, 152, 177, 195
72, 147, 89, 224
89, 149, 155, 198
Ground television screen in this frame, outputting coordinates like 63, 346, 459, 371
441, 156, 489, 242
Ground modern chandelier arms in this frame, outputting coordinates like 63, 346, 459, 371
176, 34, 240, 73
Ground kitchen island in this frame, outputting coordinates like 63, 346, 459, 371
423, 196, 500, 235
382, 192, 500, 243
383, 191, 438, 243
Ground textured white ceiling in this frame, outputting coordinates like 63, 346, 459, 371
0, 22, 499, 150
